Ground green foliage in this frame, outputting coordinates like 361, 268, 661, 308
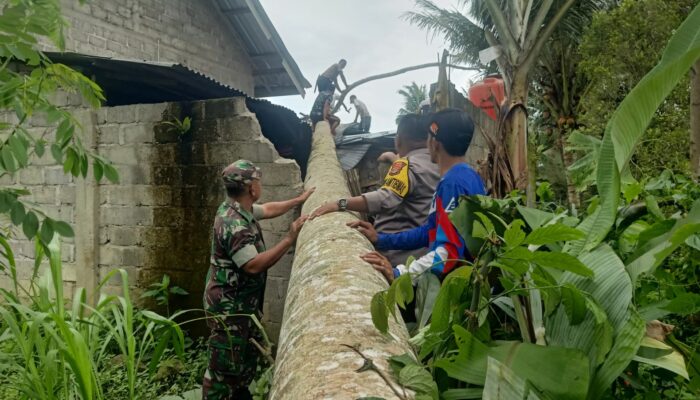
396, 82, 427, 124
159, 115, 192, 136
0, 238, 186, 400
0, 3, 202, 399
141, 274, 190, 316
370, 6, 700, 397
573, 0, 698, 184
249, 365, 274, 400
0, 0, 118, 253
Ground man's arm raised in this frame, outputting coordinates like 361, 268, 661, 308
260, 188, 315, 219
242, 215, 307, 274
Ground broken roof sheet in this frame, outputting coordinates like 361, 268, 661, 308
334, 129, 396, 170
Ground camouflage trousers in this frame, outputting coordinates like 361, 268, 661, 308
202, 317, 263, 400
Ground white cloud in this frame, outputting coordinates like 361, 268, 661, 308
260, 0, 479, 132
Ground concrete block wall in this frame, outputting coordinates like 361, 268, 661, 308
43, 0, 255, 94
0, 97, 302, 341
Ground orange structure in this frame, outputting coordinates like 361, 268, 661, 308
468, 76, 506, 120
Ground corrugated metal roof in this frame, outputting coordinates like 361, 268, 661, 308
334, 127, 396, 171
215, 0, 311, 98
44, 52, 312, 175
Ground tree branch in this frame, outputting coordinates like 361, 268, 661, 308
331, 62, 479, 113
485, 0, 521, 61
523, 0, 555, 52
521, 0, 576, 74
521, 0, 535, 46
341, 343, 407, 400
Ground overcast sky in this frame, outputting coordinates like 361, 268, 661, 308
260, 0, 478, 132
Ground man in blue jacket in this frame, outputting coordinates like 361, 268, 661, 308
351, 108, 486, 283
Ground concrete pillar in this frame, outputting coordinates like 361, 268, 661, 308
73, 109, 99, 302
269, 122, 414, 400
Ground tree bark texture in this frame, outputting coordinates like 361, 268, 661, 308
269, 121, 414, 400
557, 129, 580, 209
691, 59, 700, 180
507, 74, 529, 190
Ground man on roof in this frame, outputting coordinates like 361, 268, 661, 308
350, 94, 372, 133
316, 59, 348, 93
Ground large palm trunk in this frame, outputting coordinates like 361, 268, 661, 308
507, 73, 530, 191
691, 60, 700, 180
269, 122, 414, 399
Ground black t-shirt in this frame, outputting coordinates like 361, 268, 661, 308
310, 91, 332, 122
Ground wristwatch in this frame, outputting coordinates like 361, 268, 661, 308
337, 198, 348, 211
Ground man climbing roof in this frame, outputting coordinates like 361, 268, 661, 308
309, 90, 340, 135
202, 160, 313, 400
349, 94, 371, 132
351, 109, 486, 284
316, 59, 348, 93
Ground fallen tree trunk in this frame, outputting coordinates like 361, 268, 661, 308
269, 122, 414, 400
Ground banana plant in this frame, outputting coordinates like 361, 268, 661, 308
369, 3, 700, 398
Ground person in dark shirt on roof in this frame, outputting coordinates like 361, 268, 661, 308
316, 59, 348, 93
309, 90, 340, 135
350, 108, 486, 283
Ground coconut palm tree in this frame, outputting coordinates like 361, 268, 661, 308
405, 0, 608, 198
396, 82, 428, 124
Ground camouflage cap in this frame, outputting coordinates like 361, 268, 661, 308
221, 159, 262, 185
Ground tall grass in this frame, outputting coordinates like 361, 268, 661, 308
0, 233, 185, 400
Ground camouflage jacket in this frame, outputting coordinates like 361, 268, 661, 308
204, 199, 267, 324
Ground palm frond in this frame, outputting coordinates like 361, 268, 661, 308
403, 0, 489, 65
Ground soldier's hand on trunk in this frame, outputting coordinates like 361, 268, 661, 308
297, 187, 316, 204
288, 215, 308, 242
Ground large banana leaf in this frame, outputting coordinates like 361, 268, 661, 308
436, 326, 590, 400
588, 309, 645, 400
567, 3, 700, 254
546, 245, 644, 399
626, 199, 700, 284
634, 337, 689, 380
483, 357, 543, 400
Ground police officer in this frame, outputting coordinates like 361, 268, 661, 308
355, 109, 486, 284
203, 160, 313, 400
310, 114, 440, 266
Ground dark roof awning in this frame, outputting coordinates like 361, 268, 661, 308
214, 0, 311, 97
44, 52, 311, 175
46, 52, 249, 106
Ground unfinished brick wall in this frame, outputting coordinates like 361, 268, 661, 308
1, 97, 302, 341
43, 0, 255, 94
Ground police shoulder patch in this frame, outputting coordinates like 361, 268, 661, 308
382, 158, 410, 197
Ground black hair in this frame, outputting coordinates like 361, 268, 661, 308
429, 108, 474, 157
396, 114, 428, 142
339, 59, 347, 65
349, 94, 356, 101
225, 182, 247, 197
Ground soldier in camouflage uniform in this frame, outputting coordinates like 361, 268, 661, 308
203, 160, 312, 400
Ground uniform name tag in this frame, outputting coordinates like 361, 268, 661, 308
382, 158, 410, 197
